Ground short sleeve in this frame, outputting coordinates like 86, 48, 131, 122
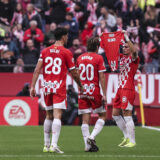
98, 55, 106, 72
39, 49, 45, 61
65, 50, 76, 71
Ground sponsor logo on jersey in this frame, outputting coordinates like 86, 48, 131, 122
83, 83, 95, 95
3, 100, 31, 126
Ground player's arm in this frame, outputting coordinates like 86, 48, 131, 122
70, 69, 83, 93
99, 71, 107, 105
123, 30, 138, 60
30, 60, 43, 98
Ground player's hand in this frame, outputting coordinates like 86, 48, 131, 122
102, 95, 107, 107
30, 87, 36, 99
79, 85, 84, 94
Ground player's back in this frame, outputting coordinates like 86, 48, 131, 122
40, 44, 75, 93
77, 52, 106, 93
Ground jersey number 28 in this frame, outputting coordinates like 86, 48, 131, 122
79, 64, 94, 81
45, 57, 62, 75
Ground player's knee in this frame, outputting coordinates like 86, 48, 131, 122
46, 114, 53, 120
112, 108, 121, 116
46, 110, 53, 120
123, 110, 132, 116
54, 109, 63, 119
98, 112, 106, 121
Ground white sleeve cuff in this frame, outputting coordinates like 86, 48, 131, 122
98, 69, 106, 72
69, 66, 76, 71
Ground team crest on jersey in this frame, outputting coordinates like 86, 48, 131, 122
122, 96, 127, 103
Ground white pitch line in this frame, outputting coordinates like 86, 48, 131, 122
142, 126, 160, 131
0, 155, 160, 158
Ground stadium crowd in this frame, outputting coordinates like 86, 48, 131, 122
0, 0, 160, 73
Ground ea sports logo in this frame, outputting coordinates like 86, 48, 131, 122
3, 99, 31, 126
122, 96, 127, 103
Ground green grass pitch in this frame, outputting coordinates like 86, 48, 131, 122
0, 126, 160, 160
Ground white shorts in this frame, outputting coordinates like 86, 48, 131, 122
78, 106, 106, 115
45, 100, 66, 111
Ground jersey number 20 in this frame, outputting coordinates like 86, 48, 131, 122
79, 64, 94, 81
45, 57, 62, 75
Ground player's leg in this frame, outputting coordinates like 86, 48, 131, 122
43, 93, 54, 152
50, 97, 66, 153
112, 89, 129, 146
89, 111, 106, 141
81, 113, 91, 152
87, 95, 106, 151
123, 110, 136, 147
121, 90, 136, 147
43, 110, 53, 152
78, 98, 92, 151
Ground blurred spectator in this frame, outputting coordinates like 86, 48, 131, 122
18, 0, 31, 12
87, 0, 97, 25
93, 20, 108, 36
11, 3, 23, 26
128, 0, 143, 26
116, 16, 123, 31
63, 12, 79, 47
72, 2, 84, 30
0, 0, 14, 31
98, 6, 116, 32
22, 39, 39, 72
50, 0, 67, 24
69, 38, 86, 61
16, 82, 30, 96
0, 32, 20, 59
12, 24, 24, 50
23, 20, 44, 51
0, 50, 16, 72
13, 58, 24, 73
44, 22, 56, 47
138, 0, 156, 11
80, 22, 93, 45
0, 27, 5, 40
146, 33, 160, 73
22, 3, 42, 30
31, 0, 49, 32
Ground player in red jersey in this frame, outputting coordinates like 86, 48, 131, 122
77, 37, 107, 152
30, 27, 83, 153
112, 31, 140, 147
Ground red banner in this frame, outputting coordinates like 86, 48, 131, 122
0, 97, 39, 126
0, 73, 160, 106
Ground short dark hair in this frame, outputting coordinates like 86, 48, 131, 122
87, 37, 100, 52
54, 27, 68, 40
66, 12, 74, 17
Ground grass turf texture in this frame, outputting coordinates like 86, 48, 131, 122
0, 126, 160, 160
